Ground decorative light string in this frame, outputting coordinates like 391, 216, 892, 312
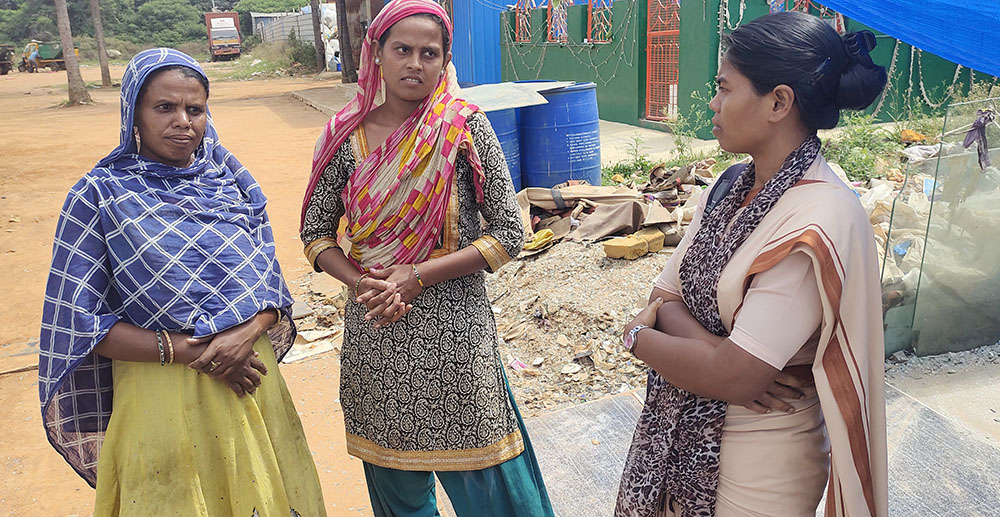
870, 37, 900, 116
501, 0, 640, 87
724, 0, 746, 30
916, 49, 964, 109
501, 0, 979, 115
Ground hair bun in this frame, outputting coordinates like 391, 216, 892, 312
835, 61, 887, 110
835, 31, 887, 110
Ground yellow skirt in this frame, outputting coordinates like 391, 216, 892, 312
94, 335, 326, 517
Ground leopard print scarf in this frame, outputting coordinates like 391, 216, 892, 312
616, 135, 822, 517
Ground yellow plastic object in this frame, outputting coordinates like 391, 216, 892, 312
900, 129, 927, 143
524, 228, 555, 251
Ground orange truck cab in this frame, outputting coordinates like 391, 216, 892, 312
204, 12, 241, 61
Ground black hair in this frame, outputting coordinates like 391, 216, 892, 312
723, 11, 887, 131
378, 13, 451, 54
136, 65, 210, 106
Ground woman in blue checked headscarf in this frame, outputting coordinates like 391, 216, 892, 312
38, 48, 325, 515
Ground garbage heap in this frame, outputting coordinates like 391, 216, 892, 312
488, 158, 731, 416
865, 140, 1000, 356
515, 158, 725, 261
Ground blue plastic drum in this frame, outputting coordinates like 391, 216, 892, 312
484, 108, 522, 192
518, 82, 601, 188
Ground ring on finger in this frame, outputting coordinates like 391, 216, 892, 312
208, 360, 221, 372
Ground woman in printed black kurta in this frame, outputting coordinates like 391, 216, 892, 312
301, 113, 526, 470
299, 1, 552, 515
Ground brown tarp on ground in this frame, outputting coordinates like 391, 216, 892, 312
516, 185, 681, 243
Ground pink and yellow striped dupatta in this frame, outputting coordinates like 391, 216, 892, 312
300, 0, 485, 271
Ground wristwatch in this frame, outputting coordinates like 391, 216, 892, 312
624, 324, 649, 354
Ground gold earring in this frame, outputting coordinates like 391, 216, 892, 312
374, 57, 381, 65
133, 126, 141, 153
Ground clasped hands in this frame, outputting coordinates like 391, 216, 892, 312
171, 310, 276, 397
355, 264, 423, 329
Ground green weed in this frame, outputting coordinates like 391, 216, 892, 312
601, 133, 654, 185
822, 113, 903, 182
222, 38, 318, 80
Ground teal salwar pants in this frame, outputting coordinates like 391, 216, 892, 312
362, 371, 554, 517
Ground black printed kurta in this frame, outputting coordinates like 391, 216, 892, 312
301, 112, 526, 470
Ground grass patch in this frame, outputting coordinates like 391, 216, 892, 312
601, 132, 746, 187
601, 134, 655, 185
175, 41, 210, 62
222, 38, 318, 80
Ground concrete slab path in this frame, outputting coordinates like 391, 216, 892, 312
521, 384, 1000, 516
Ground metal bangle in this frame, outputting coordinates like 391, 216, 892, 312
626, 324, 649, 354
163, 330, 174, 365
155, 330, 165, 366
354, 272, 370, 293
412, 264, 425, 288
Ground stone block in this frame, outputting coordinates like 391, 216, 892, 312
633, 228, 665, 253
603, 235, 648, 260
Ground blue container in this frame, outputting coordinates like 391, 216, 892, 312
518, 82, 602, 188
448, 0, 502, 84
484, 108, 522, 192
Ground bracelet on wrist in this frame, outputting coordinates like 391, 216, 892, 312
624, 324, 649, 355
155, 330, 166, 366
162, 330, 174, 365
412, 264, 425, 288
354, 272, 370, 293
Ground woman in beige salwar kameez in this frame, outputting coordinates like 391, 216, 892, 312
616, 12, 889, 517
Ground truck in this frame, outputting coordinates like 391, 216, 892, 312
18, 41, 79, 72
205, 12, 242, 61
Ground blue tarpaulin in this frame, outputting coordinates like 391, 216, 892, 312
818, 0, 1000, 78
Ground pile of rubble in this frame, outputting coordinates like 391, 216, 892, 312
486, 241, 672, 417
283, 272, 349, 364
862, 140, 1000, 354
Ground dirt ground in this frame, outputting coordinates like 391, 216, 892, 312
0, 63, 374, 515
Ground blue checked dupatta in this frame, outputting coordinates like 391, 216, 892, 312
38, 49, 295, 487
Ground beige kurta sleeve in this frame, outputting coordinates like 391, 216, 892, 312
728, 251, 823, 370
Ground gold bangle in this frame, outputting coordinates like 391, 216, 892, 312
162, 331, 175, 365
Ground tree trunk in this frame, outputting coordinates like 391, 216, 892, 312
309, 0, 325, 72
88, 0, 111, 88
366, 0, 382, 22
335, 0, 356, 83
345, 0, 363, 76
53, 0, 91, 104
